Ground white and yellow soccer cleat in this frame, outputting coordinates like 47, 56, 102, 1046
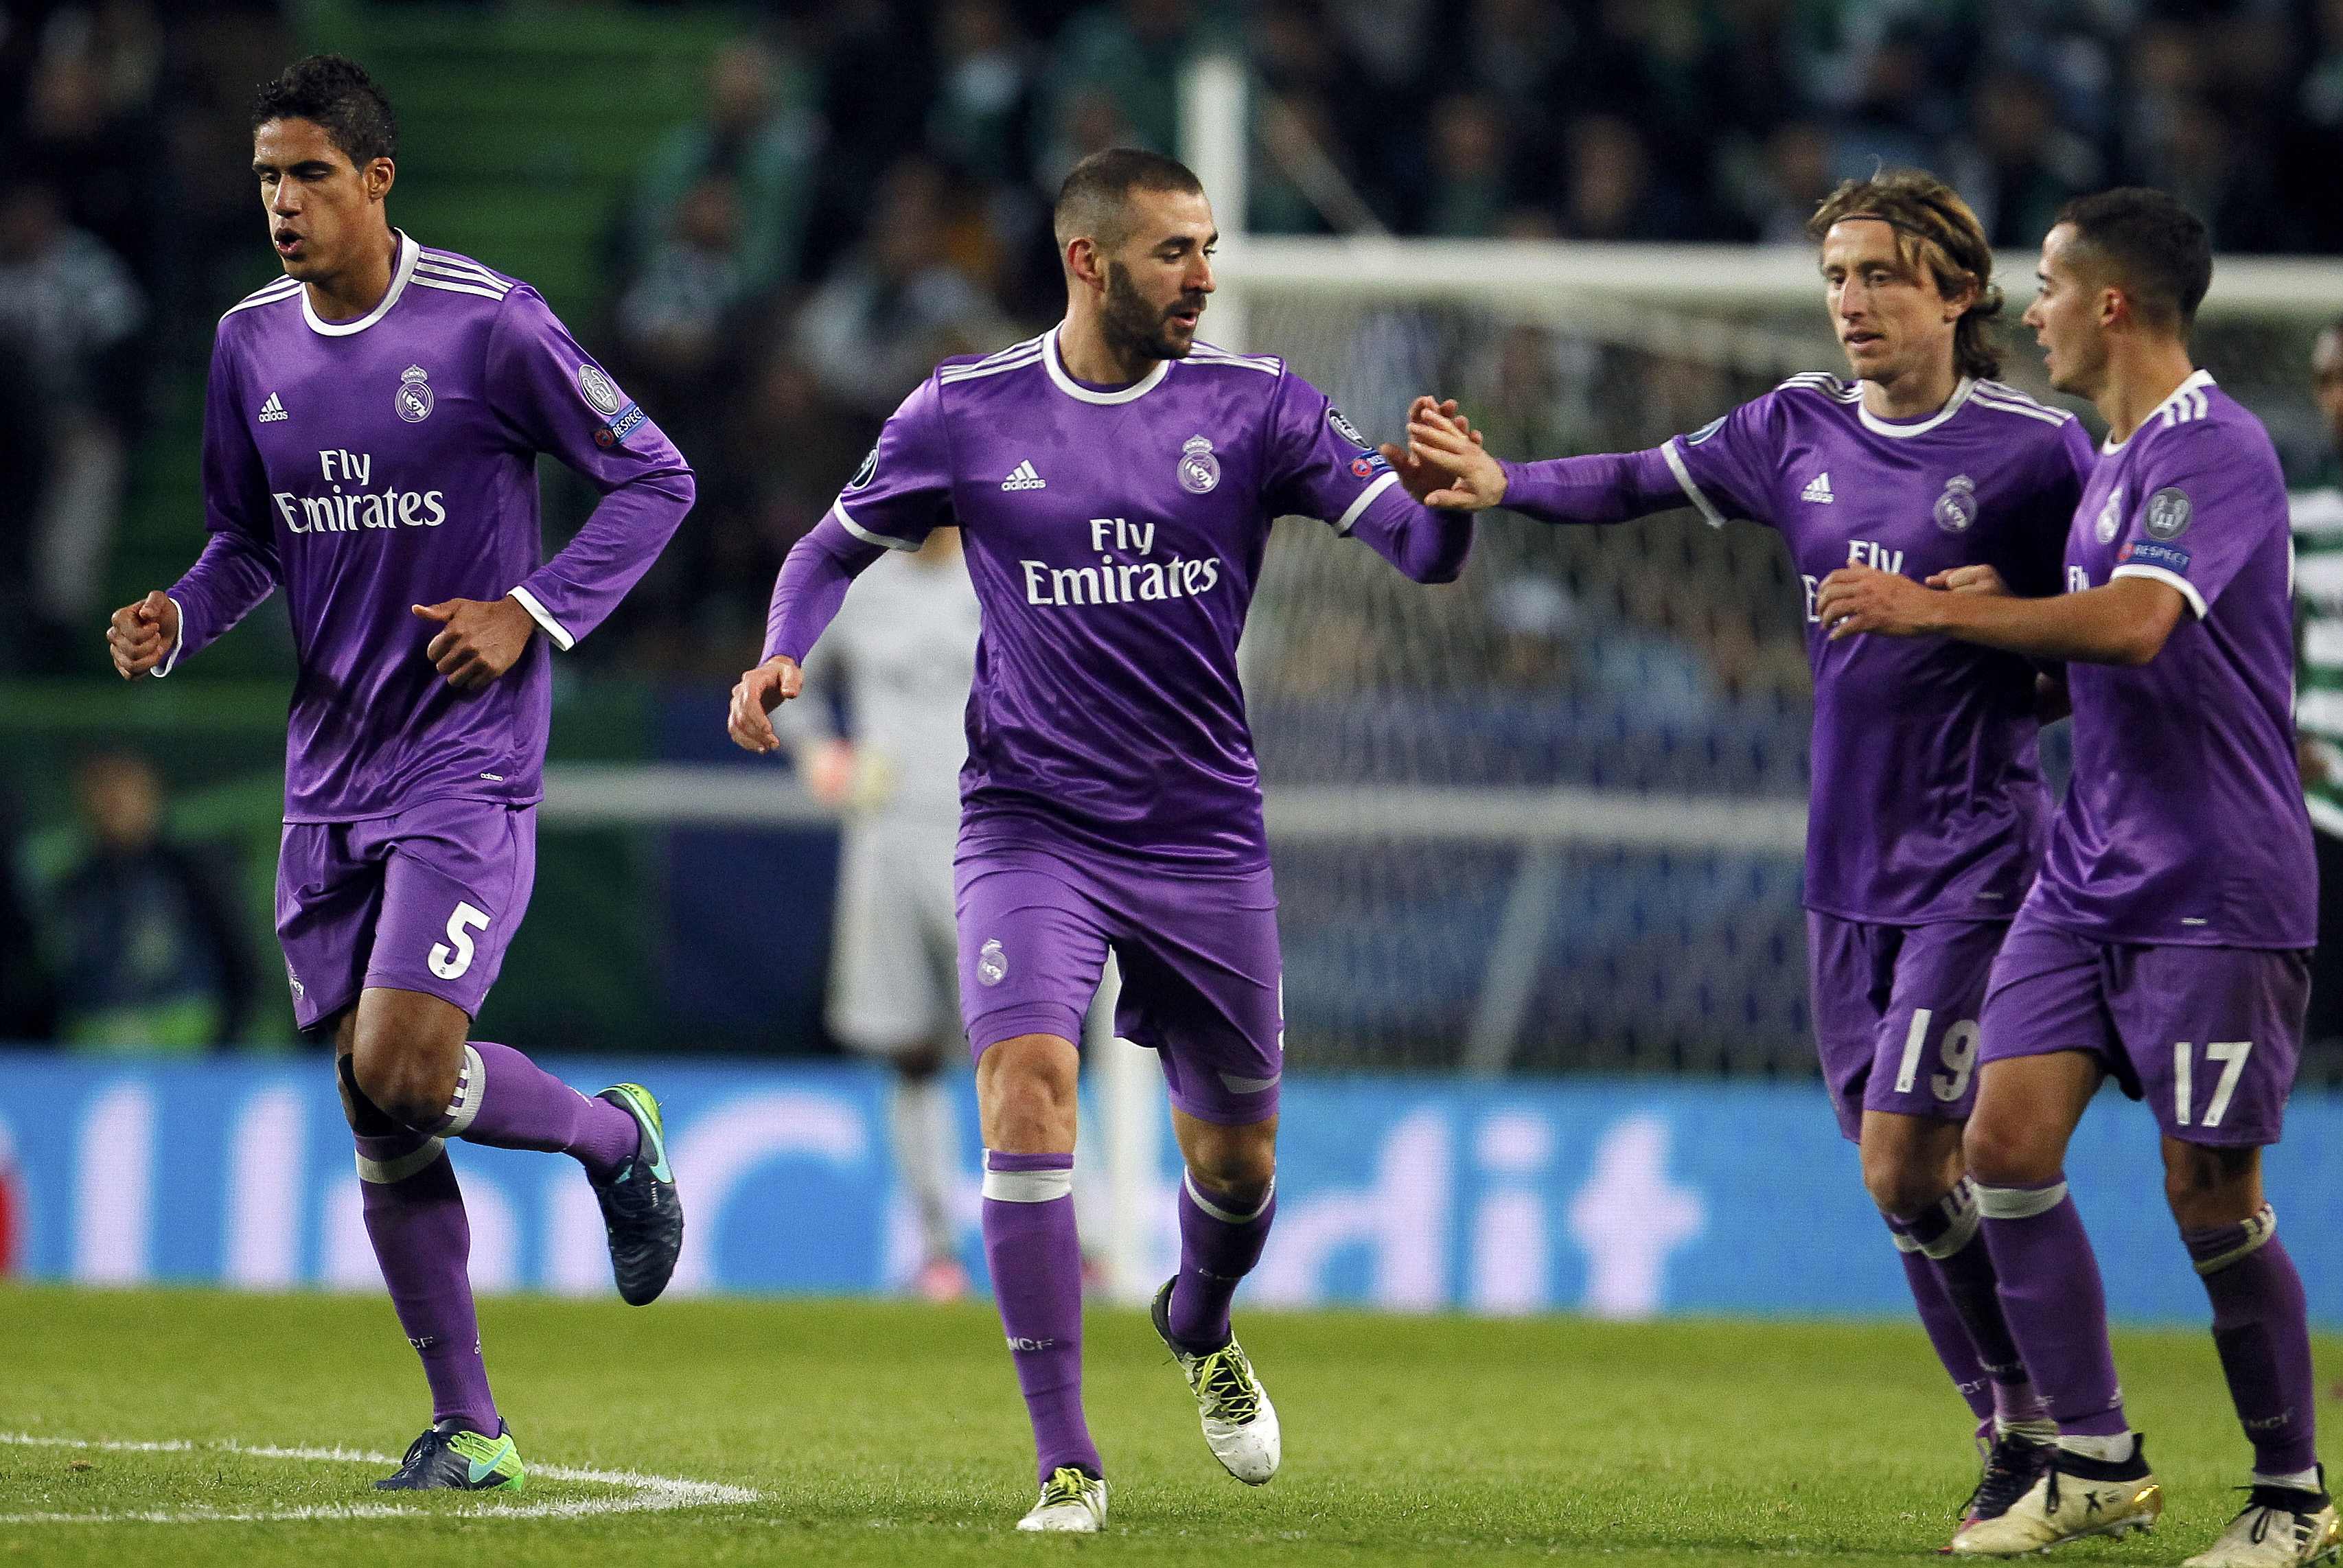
1151, 1278, 1281, 1485
1950, 1438, 2162, 1556
1015, 1466, 1108, 1532
2182, 1479, 2342, 1568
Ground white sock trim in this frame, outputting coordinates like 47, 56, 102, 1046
1974, 1180, 2068, 1219
2251, 1466, 2322, 1492
2192, 1203, 2278, 1276
355, 1135, 446, 1184
2056, 1431, 2136, 1463
440, 1043, 485, 1138
1182, 1170, 1274, 1225
982, 1152, 1073, 1203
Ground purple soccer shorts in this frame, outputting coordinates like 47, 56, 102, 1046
1980, 910, 2309, 1146
275, 798, 537, 1032
1808, 912, 2008, 1142
954, 836, 1282, 1126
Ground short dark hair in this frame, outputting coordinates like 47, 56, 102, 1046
1810, 169, 2003, 380
1053, 148, 1204, 251
252, 54, 397, 169
2055, 187, 2212, 334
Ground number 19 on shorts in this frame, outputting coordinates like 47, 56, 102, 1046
2173, 1039, 2252, 1129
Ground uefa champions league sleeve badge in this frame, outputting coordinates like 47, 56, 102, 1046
1178, 435, 1221, 496
395, 365, 434, 424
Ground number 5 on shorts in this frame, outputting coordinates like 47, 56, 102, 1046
430, 901, 492, 980
2172, 1039, 2252, 1129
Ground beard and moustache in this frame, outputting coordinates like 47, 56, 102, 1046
1099, 260, 1205, 365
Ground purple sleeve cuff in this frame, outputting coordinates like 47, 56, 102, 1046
164, 530, 279, 671
516, 470, 694, 649
1495, 448, 1683, 525
1347, 480, 1474, 584
761, 514, 887, 665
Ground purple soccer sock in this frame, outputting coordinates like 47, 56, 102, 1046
1894, 1241, 1995, 1422
430, 1041, 638, 1179
1977, 1177, 2130, 1438
2185, 1205, 2320, 1477
981, 1150, 1101, 1484
1886, 1179, 2048, 1426
1168, 1171, 1275, 1352
356, 1128, 498, 1433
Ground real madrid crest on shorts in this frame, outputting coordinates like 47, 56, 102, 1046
1177, 434, 1220, 496
395, 365, 434, 424
977, 938, 1008, 986
1933, 474, 1977, 535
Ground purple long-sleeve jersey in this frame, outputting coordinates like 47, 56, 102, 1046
166, 233, 693, 820
1501, 375, 2095, 924
764, 327, 1473, 871
2030, 370, 2313, 947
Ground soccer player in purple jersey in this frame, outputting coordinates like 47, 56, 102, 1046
1404, 172, 2094, 1532
103, 56, 693, 1492
728, 148, 1472, 1532
1820, 189, 2335, 1565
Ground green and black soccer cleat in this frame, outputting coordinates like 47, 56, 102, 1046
591, 1082, 684, 1306
374, 1420, 526, 1492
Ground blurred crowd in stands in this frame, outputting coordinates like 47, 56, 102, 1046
10, 1, 2343, 673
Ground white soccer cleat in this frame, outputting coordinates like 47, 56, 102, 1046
1950, 1439, 2162, 1556
2182, 1481, 2342, 1568
1151, 1278, 1282, 1485
1015, 1466, 1107, 1532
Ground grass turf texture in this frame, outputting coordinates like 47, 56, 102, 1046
1, 1285, 2332, 1566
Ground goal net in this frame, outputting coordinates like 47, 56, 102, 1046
1219, 235, 2343, 1081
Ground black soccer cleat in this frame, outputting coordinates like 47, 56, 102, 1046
1958, 1428, 2053, 1531
374, 1419, 526, 1492
590, 1082, 684, 1306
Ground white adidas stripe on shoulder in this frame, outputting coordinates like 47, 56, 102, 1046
939, 349, 1044, 385
1189, 343, 1282, 372
415, 257, 510, 293
418, 249, 507, 281
940, 335, 1046, 374
1778, 374, 1861, 402
1974, 381, 2074, 415
412, 276, 509, 303
1969, 388, 2073, 427
1185, 349, 1281, 375
220, 278, 301, 319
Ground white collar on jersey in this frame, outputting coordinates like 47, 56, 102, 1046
2100, 368, 2217, 455
1855, 375, 1975, 439
302, 230, 419, 338
1041, 323, 1172, 404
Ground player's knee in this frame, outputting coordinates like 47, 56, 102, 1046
2160, 1142, 2260, 1227
976, 1035, 1079, 1151
1860, 1157, 1951, 1220
1961, 1114, 2055, 1189
1184, 1126, 1277, 1204
348, 1033, 459, 1131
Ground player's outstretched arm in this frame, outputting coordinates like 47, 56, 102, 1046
1398, 400, 1505, 509
106, 591, 181, 680
1816, 565, 2185, 666
729, 515, 888, 754
1408, 400, 1694, 526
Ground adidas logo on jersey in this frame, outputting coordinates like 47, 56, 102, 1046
1002, 460, 1047, 491
1801, 472, 1834, 504
257, 392, 289, 424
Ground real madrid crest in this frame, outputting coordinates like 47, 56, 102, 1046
1177, 434, 1220, 496
2094, 484, 2125, 544
395, 365, 434, 424
1933, 474, 1977, 535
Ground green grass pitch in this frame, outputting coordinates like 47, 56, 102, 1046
1, 1284, 2332, 1566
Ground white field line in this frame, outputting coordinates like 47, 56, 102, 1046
0, 1431, 758, 1523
